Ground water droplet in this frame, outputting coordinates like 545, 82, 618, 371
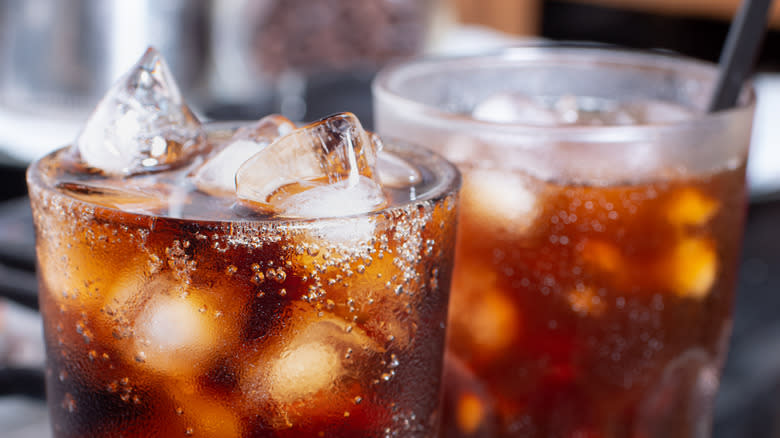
62, 393, 76, 413
345, 325, 353, 333
356, 264, 366, 274
389, 354, 400, 368
279, 288, 287, 297
88, 350, 97, 361
106, 381, 118, 393
252, 272, 265, 284
185, 427, 194, 435
176, 407, 184, 416
354, 396, 363, 404
326, 299, 335, 310
135, 352, 146, 363
225, 265, 237, 275
120, 393, 130, 402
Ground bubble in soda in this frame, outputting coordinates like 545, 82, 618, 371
76, 47, 205, 176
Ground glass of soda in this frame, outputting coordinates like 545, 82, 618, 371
373, 46, 755, 438
28, 48, 460, 438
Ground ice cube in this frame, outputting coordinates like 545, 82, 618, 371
665, 188, 719, 227
56, 180, 177, 215
580, 239, 624, 274
165, 389, 242, 437
666, 237, 718, 299
449, 263, 519, 363
116, 275, 236, 375
76, 47, 205, 176
472, 93, 559, 125
461, 169, 540, 235
241, 305, 383, 427
630, 100, 695, 124
269, 177, 386, 218
236, 113, 387, 217
193, 115, 295, 197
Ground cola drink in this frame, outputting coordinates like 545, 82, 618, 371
373, 47, 755, 438
28, 48, 460, 438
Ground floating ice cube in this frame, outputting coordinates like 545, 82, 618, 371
630, 100, 695, 124
76, 47, 205, 176
472, 92, 559, 125
667, 237, 717, 299
474, 93, 693, 128
193, 115, 295, 196
665, 188, 719, 227
270, 177, 385, 218
236, 113, 387, 217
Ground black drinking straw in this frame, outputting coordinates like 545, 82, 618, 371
709, 0, 774, 112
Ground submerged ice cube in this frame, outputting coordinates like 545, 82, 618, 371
76, 47, 205, 176
241, 304, 382, 427
102, 271, 238, 375
193, 115, 295, 196
236, 113, 387, 217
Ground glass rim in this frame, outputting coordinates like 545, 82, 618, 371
372, 43, 757, 143
26, 121, 462, 225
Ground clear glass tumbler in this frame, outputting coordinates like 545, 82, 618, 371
373, 46, 755, 438
27, 122, 460, 438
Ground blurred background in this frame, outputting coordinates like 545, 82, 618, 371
0, 0, 779, 436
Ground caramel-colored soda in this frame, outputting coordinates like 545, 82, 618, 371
443, 163, 746, 438
28, 128, 459, 438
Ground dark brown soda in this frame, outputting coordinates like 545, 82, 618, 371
443, 164, 747, 438
28, 139, 458, 438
